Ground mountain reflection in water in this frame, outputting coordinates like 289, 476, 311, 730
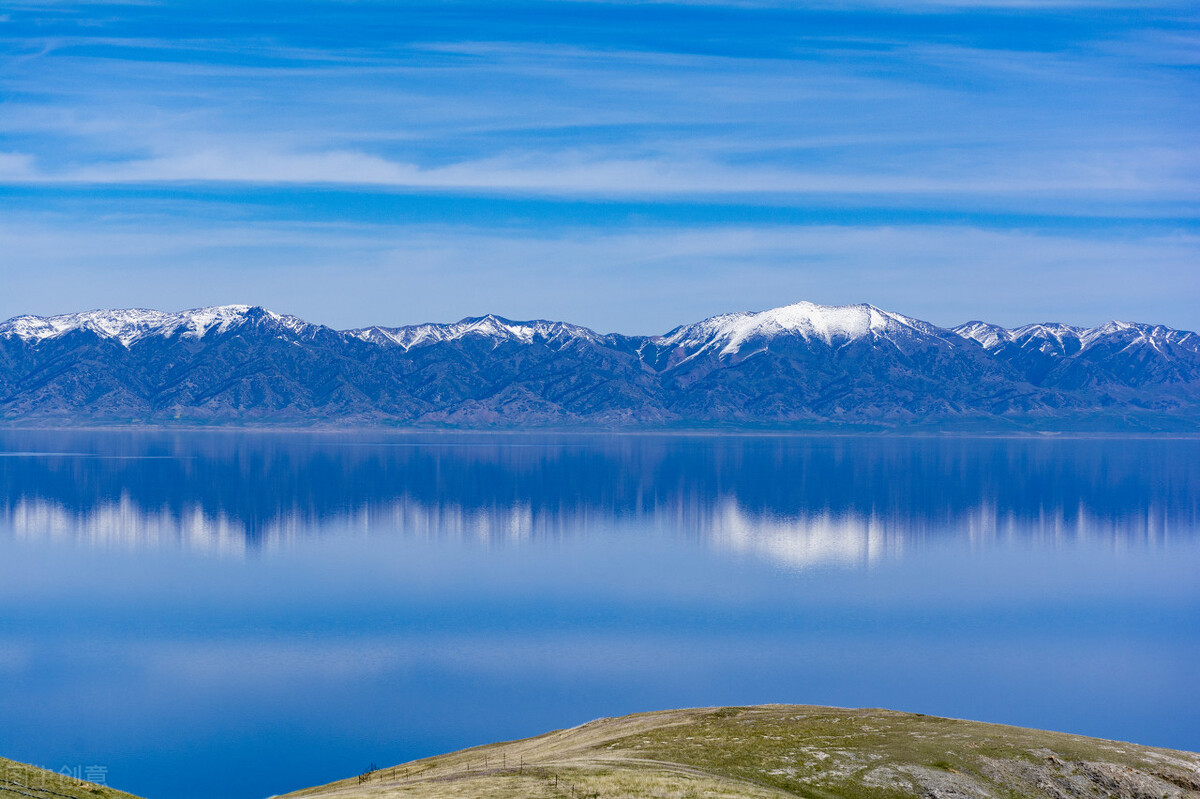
1, 431, 1194, 565
1, 431, 1198, 799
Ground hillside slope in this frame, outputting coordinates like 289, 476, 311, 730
0, 755, 142, 799
279, 705, 1200, 799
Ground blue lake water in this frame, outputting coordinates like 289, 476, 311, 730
0, 431, 1197, 799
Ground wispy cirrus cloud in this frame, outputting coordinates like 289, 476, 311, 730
0, 30, 1195, 207
0, 0, 1195, 326
2, 144, 1194, 202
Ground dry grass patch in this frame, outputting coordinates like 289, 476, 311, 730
279, 705, 1200, 799
0, 756, 142, 799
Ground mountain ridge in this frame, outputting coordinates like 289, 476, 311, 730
1, 301, 1197, 430
4, 300, 1189, 356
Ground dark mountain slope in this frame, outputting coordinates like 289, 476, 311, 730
1, 302, 1197, 430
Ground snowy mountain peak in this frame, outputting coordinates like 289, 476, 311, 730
656, 301, 943, 360
1, 308, 169, 346
953, 321, 1011, 349
348, 314, 602, 350
954, 318, 1198, 358
1080, 321, 1200, 354
1011, 322, 1086, 344
0, 305, 312, 347
956, 321, 1090, 349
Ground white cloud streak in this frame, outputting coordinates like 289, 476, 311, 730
0, 0, 1195, 330
0, 145, 1192, 199
1, 16, 1195, 201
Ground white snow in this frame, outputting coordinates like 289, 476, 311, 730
1082, 321, 1200, 356
347, 315, 601, 350
1011, 323, 1086, 353
0, 305, 310, 347
653, 301, 943, 360
4, 302, 1194, 366
954, 318, 1198, 358
952, 322, 1012, 349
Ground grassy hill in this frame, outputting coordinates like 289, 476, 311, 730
279, 705, 1200, 799
0, 756, 142, 799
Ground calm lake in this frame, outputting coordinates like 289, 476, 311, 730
0, 431, 1197, 799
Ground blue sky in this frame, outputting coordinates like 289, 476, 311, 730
1, 1, 1197, 333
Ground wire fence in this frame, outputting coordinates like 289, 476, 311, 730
356, 756, 601, 798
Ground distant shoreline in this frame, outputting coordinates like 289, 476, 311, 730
3, 422, 1200, 440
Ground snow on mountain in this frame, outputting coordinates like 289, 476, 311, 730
653, 301, 951, 362
998, 323, 1088, 361
2, 308, 176, 346
9, 303, 1195, 367
1079, 321, 1199, 354
1014, 323, 1086, 347
952, 321, 1011, 349
347, 315, 603, 351
955, 319, 1198, 357
1, 299, 1197, 429
0, 305, 314, 347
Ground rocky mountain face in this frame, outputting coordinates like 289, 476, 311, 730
954, 320, 1200, 399
1, 302, 1197, 430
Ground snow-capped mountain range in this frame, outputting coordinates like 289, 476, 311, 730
2, 305, 317, 347
1, 301, 1197, 430
955, 319, 1198, 357
348, 315, 604, 351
